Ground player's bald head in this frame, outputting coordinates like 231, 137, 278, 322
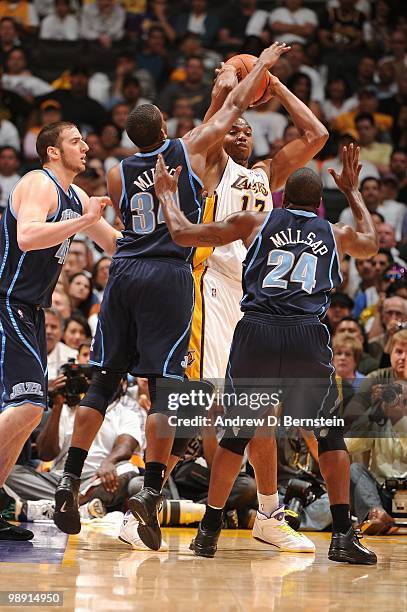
283, 167, 323, 210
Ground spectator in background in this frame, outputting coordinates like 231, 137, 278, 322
92, 256, 111, 302
218, 0, 262, 50
285, 72, 323, 121
69, 238, 92, 273
374, 59, 398, 101
46, 308, 77, 381
80, 0, 125, 49
165, 97, 200, 138
111, 102, 137, 150
368, 296, 407, 361
40, 0, 79, 41
325, 292, 354, 335
320, 134, 379, 189
172, 32, 221, 87
125, 0, 176, 45
135, 25, 171, 87
334, 89, 393, 140
0, 116, 20, 151
244, 99, 288, 160
352, 257, 378, 320
0, 145, 20, 209
2, 47, 52, 100
0, 17, 22, 69
383, 30, 407, 79
339, 177, 398, 231
355, 113, 392, 174
108, 53, 154, 109
322, 77, 357, 126
0, 0, 39, 34
268, 0, 318, 46
174, 0, 219, 48
52, 288, 72, 321
158, 55, 211, 120
333, 332, 364, 390
285, 42, 325, 103
390, 149, 407, 205
319, 0, 366, 77
380, 174, 406, 240
23, 99, 62, 162
68, 272, 99, 320
110, 75, 150, 117
335, 317, 379, 375
63, 314, 92, 351
355, 56, 376, 91
377, 223, 406, 266
363, 0, 393, 56
40, 65, 108, 132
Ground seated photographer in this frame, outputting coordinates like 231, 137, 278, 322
5, 368, 144, 520
345, 379, 407, 535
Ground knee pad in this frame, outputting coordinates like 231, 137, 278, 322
80, 369, 124, 416
317, 428, 347, 456
219, 431, 251, 456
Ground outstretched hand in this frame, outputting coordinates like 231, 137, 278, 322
154, 154, 181, 201
328, 143, 362, 194
258, 41, 291, 70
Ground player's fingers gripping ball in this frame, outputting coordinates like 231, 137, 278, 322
225, 53, 272, 107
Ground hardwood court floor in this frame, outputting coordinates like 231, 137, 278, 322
0, 522, 406, 611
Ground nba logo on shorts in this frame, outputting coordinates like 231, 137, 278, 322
212, 288, 217, 297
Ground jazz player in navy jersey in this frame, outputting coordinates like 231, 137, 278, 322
0, 122, 120, 541
53, 43, 290, 539
155, 144, 378, 564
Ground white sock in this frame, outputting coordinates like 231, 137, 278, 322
257, 492, 279, 519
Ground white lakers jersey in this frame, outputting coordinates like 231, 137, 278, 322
202, 156, 273, 281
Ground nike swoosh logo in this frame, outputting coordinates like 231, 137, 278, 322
60, 501, 67, 513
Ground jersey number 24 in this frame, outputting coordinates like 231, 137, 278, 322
262, 249, 317, 294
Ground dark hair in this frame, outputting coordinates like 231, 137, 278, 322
36, 121, 77, 165
123, 75, 140, 90
78, 339, 91, 353
355, 112, 375, 126
325, 76, 351, 100
391, 147, 407, 159
185, 54, 204, 65
284, 168, 322, 208
376, 247, 394, 263
68, 272, 94, 319
360, 176, 381, 190
337, 315, 369, 352
126, 104, 163, 148
287, 72, 312, 101
370, 210, 385, 223
92, 256, 111, 290
63, 313, 92, 339
387, 279, 407, 298
0, 17, 17, 27
0, 145, 20, 161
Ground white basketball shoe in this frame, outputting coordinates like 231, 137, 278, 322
252, 506, 316, 553
119, 511, 168, 551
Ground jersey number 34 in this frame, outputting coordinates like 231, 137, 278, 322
131, 192, 165, 234
262, 249, 317, 294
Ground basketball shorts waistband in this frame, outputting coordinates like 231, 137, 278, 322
242, 310, 321, 327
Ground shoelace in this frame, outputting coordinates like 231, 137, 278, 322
277, 522, 304, 538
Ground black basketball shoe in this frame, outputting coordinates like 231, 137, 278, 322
53, 474, 81, 535
328, 527, 377, 565
189, 523, 222, 558
0, 515, 34, 541
128, 487, 162, 551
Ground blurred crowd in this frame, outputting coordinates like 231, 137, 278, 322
1, 0, 407, 537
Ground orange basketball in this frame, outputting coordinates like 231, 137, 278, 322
225, 53, 271, 106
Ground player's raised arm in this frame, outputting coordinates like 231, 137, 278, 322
154, 154, 261, 247
16, 172, 110, 252
183, 43, 290, 165
331, 144, 378, 259
253, 75, 328, 191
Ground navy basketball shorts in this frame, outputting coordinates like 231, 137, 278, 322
223, 311, 339, 440
0, 301, 48, 411
90, 257, 194, 380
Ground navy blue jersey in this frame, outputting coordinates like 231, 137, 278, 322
0, 169, 83, 308
115, 138, 202, 263
241, 208, 342, 316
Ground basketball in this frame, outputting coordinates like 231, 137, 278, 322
225, 53, 271, 106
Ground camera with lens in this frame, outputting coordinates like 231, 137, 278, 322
58, 359, 93, 406
369, 383, 404, 425
283, 478, 317, 531
385, 478, 407, 520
